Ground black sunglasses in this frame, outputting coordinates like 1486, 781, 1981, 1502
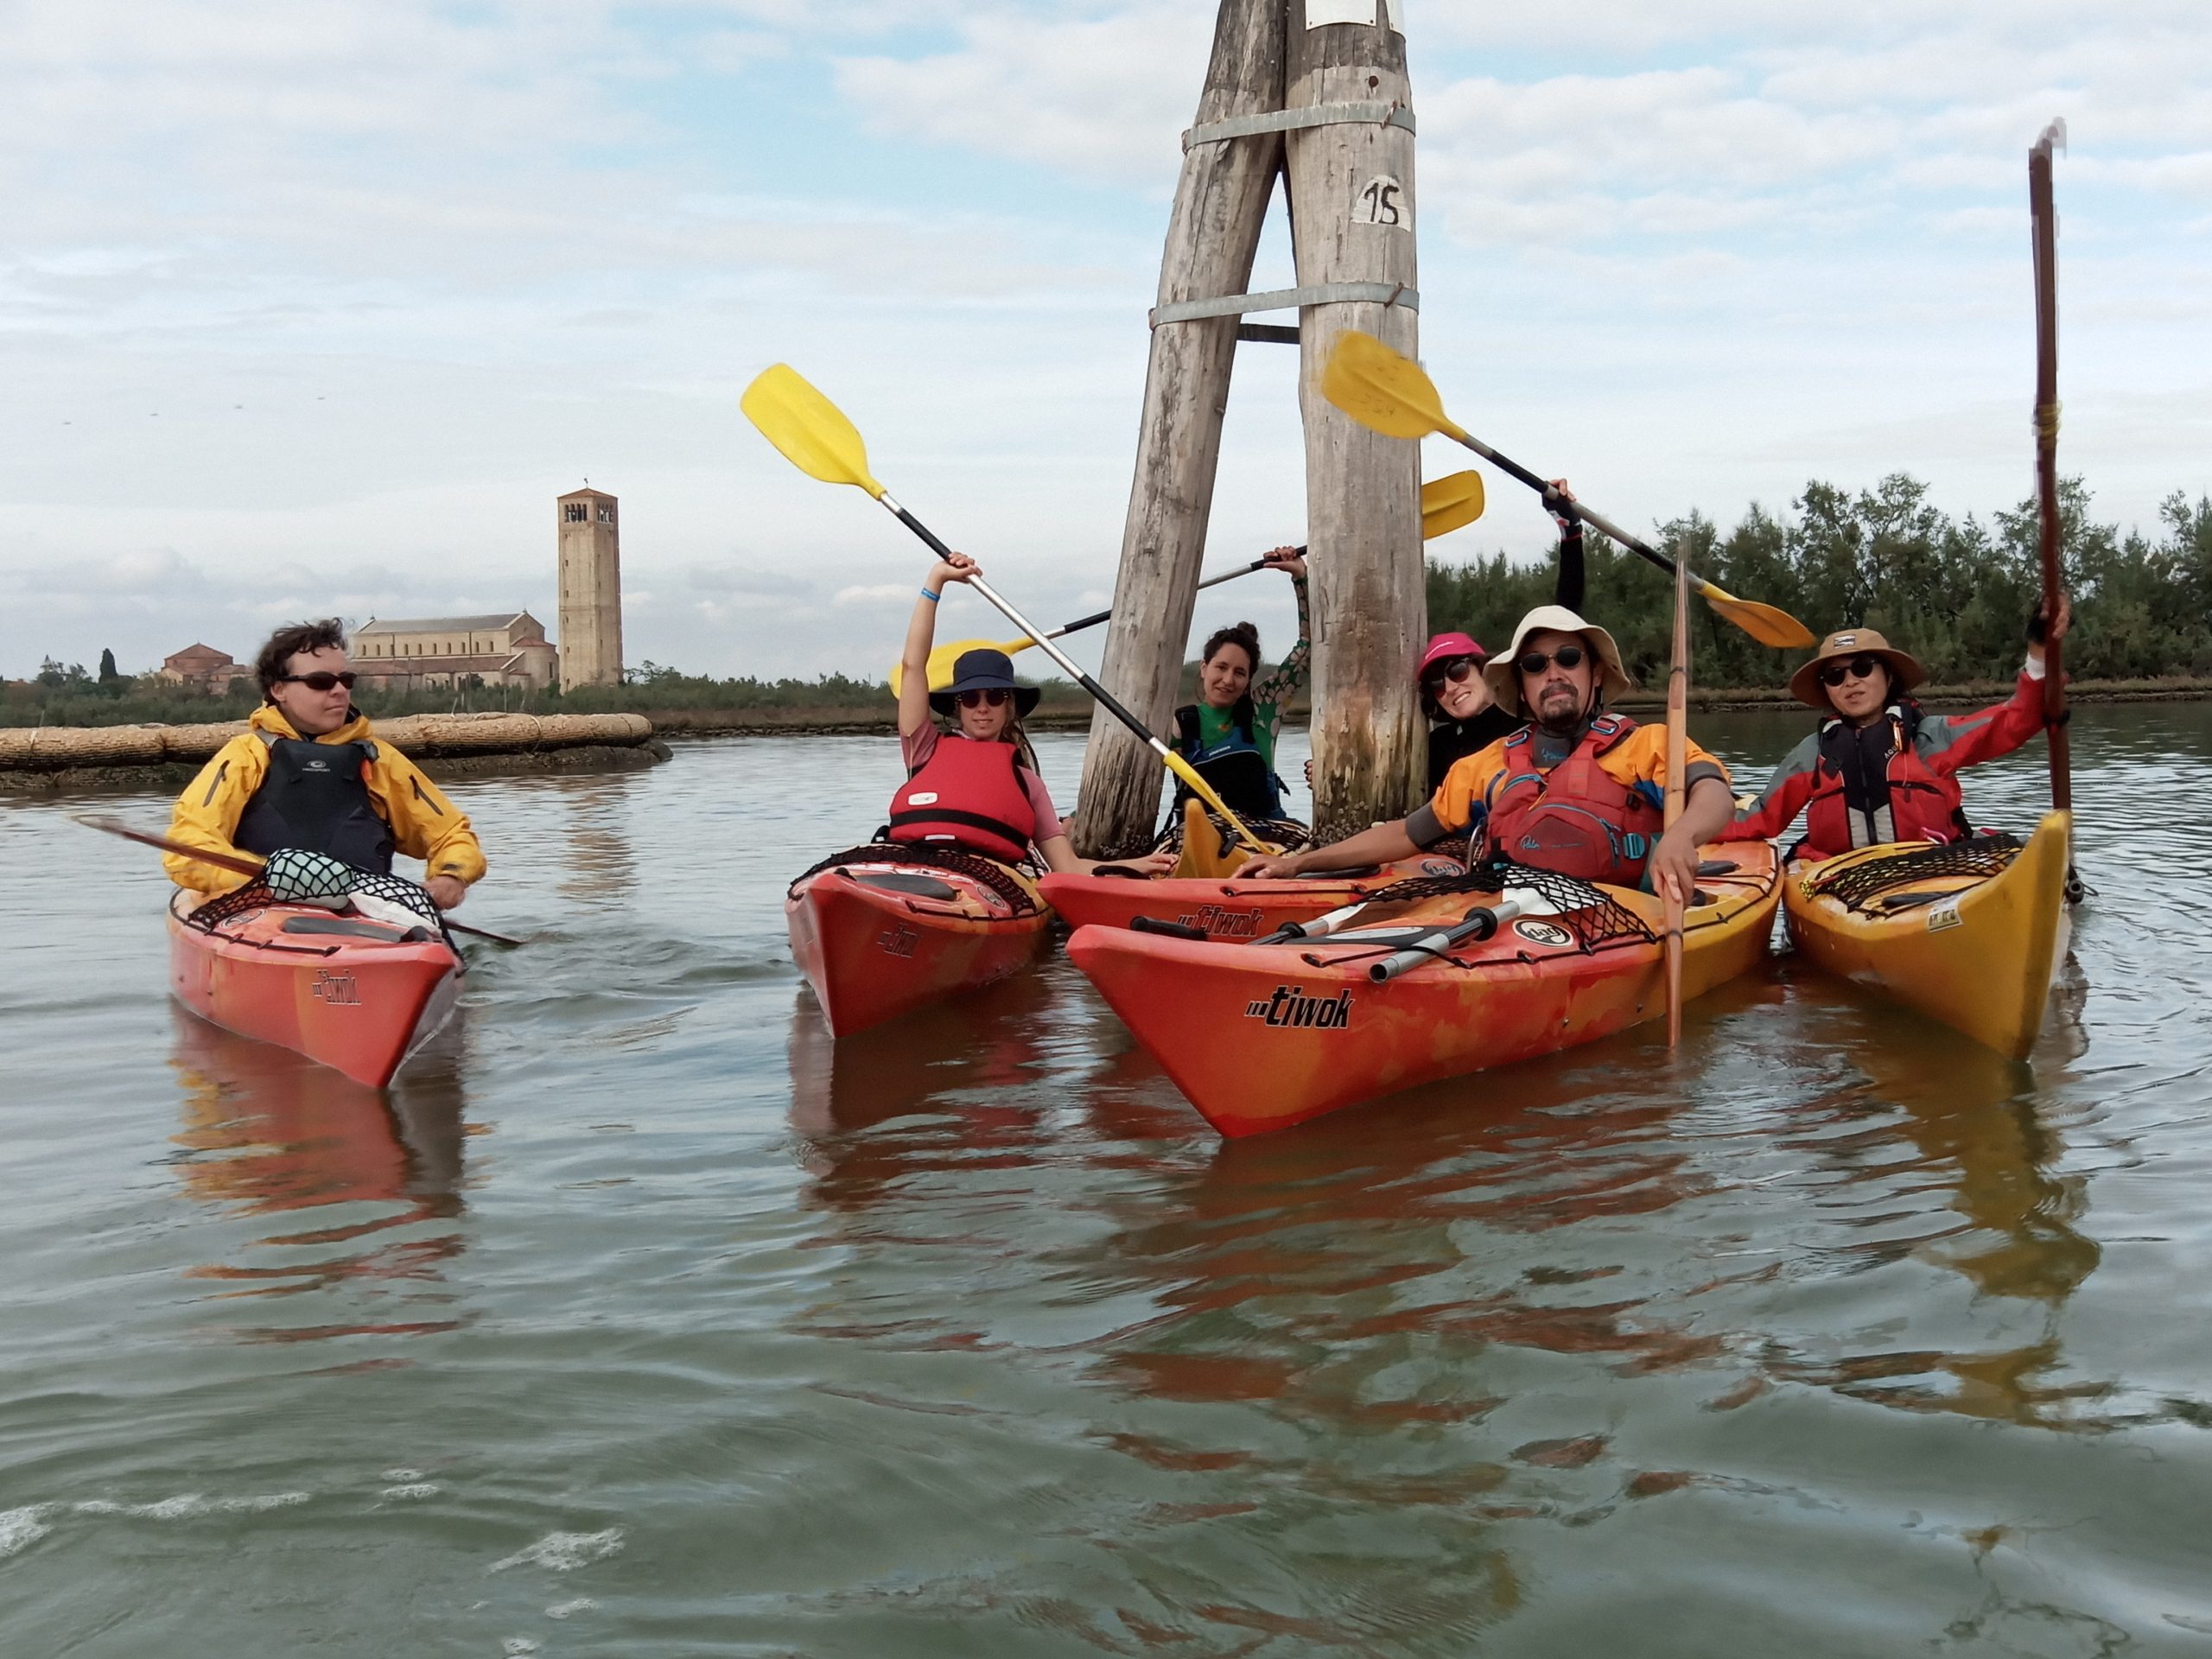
278, 671, 357, 691
1817, 656, 1884, 688
956, 688, 1011, 709
1515, 645, 1585, 676
1421, 657, 1481, 691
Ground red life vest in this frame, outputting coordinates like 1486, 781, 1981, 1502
887, 735, 1036, 863
1801, 707, 1969, 857
1483, 714, 1662, 886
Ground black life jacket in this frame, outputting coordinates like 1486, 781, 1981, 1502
1172, 701, 1284, 820
232, 733, 396, 875
1427, 706, 1522, 792
1809, 702, 1971, 853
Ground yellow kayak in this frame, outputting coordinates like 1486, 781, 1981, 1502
1783, 810, 2072, 1058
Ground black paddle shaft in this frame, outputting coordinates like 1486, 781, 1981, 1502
1054, 556, 1280, 639
1449, 430, 1696, 588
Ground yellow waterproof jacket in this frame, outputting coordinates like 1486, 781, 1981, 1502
163, 706, 487, 894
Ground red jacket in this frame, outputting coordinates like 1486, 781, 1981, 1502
1723, 670, 2048, 859
887, 734, 1036, 863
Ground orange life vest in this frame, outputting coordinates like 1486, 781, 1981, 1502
887, 735, 1036, 863
1483, 714, 1662, 885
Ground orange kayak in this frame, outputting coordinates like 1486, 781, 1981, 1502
167, 890, 464, 1089
787, 847, 1052, 1036
1067, 842, 1782, 1135
1039, 853, 1467, 938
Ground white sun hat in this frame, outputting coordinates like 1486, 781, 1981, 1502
1480, 605, 1637, 711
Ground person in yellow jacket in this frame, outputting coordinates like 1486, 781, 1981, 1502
163, 619, 486, 908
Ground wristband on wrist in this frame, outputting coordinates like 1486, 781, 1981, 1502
919, 587, 940, 602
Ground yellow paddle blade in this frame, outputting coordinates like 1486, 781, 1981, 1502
1694, 583, 1817, 650
1419, 469, 1485, 538
740, 364, 886, 499
887, 634, 1039, 698
1321, 330, 1465, 442
1163, 752, 1270, 854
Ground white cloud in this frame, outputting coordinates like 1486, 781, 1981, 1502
2, 0, 2208, 680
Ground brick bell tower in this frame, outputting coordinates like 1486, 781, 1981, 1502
556, 486, 624, 688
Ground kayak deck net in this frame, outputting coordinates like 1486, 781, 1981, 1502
1808, 833, 2024, 915
185, 870, 449, 935
790, 843, 1044, 918
1363, 860, 1658, 954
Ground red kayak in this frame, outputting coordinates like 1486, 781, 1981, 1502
1039, 854, 1466, 938
167, 889, 464, 1089
1067, 842, 1783, 1136
788, 846, 1052, 1037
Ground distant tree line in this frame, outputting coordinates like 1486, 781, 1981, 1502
1430, 476, 2212, 691
12, 475, 2210, 728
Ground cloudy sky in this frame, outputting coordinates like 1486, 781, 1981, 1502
6, 0, 2209, 679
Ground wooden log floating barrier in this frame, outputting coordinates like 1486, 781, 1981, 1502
0, 711, 660, 775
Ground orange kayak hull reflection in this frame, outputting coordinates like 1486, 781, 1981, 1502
166, 893, 464, 1090
787, 857, 1052, 1037
1039, 855, 1468, 938
1067, 842, 1783, 1136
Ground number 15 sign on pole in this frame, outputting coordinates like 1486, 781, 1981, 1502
1354, 175, 1411, 231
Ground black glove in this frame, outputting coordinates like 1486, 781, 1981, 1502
1542, 487, 1580, 535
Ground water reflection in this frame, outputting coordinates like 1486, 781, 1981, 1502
788, 972, 1062, 1191
551, 774, 641, 907
166, 1008, 472, 1340
1761, 991, 2100, 1427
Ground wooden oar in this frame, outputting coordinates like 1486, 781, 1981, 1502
76, 815, 525, 946
741, 363, 1275, 854
2029, 121, 2084, 906
1662, 551, 1690, 1046
892, 468, 1487, 696
1320, 331, 1817, 650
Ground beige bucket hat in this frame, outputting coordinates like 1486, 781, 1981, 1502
1787, 626, 1924, 709
1481, 605, 1637, 712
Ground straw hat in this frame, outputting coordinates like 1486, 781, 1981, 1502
1786, 627, 1924, 709
1481, 606, 1637, 712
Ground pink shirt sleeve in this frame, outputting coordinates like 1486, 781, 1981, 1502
898, 725, 1063, 848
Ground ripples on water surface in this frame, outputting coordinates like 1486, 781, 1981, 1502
4, 707, 2211, 1656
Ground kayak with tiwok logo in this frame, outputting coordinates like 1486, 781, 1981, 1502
1066, 842, 1783, 1136
786, 843, 1052, 1037
1782, 810, 2071, 1058
1038, 853, 1467, 938
167, 882, 464, 1089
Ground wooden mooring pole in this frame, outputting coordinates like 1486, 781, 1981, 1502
1072, 0, 1287, 857
1286, 0, 1423, 837
1072, 0, 1422, 855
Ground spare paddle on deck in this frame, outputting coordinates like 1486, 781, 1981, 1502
76, 816, 525, 946
741, 363, 1274, 854
892, 467, 1487, 696
1662, 547, 1691, 1046
1320, 332, 1816, 651
1369, 899, 1528, 984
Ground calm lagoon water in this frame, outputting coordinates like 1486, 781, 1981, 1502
3, 706, 2210, 1656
